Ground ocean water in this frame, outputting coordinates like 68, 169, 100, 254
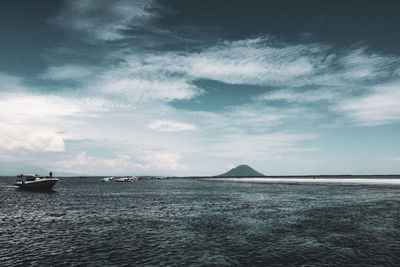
1, 177, 400, 266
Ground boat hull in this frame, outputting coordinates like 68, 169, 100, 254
15, 179, 58, 191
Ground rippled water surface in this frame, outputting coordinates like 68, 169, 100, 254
1, 177, 400, 266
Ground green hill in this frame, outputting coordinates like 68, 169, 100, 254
218, 164, 265, 177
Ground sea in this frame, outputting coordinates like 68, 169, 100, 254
1, 176, 400, 266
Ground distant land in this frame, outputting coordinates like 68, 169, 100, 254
1, 162, 400, 178
218, 165, 265, 177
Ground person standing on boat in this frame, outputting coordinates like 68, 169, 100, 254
49, 171, 53, 178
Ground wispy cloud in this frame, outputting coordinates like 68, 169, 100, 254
41, 64, 96, 80
96, 74, 201, 102
206, 132, 318, 159
147, 120, 197, 132
74, 37, 400, 123
54, 0, 159, 41
256, 89, 338, 103
339, 48, 400, 81
38, 32, 400, 118
335, 81, 400, 126
0, 73, 27, 92
117, 38, 400, 89
132, 38, 318, 87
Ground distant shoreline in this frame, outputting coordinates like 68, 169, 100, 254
177, 175, 400, 179
203, 177, 400, 185
1, 175, 400, 179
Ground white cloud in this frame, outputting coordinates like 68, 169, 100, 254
0, 93, 80, 119
0, 92, 112, 153
57, 152, 134, 170
0, 91, 321, 175
137, 38, 318, 86
81, 38, 321, 104
54, 151, 186, 174
0, 129, 65, 152
184, 40, 315, 85
97, 76, 200, 102
0, 73, 27, 92
95, 38, 400, 107
147, 120, 197, 132
38, 36, 400, 115
257, 89, 338, 103
339, 48, 399, 80
335, 82, 400, 126
0, 93, 110, 121
143, 152, 186, 170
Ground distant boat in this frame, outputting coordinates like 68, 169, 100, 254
15, 174, 58, 191
102, 177, 114, 182
114, 177, 129, 182
114, 176, 139, 182
149, 176, 168, 180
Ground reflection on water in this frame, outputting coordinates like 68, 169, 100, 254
1, 177, 400, 266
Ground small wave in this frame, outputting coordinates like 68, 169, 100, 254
46, 212, 67, 217
0, 185, 18, 188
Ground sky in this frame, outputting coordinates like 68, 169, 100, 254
1, 0, 400, 176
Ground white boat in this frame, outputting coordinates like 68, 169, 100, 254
15, 174, 58, 191
114, 177, 133, 182
114, 176, 140, 182
102, 177, 114, 182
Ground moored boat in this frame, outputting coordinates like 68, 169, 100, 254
102, 176, 114, 182
114, 177, 132, 182
113, 176, 140, 182
15, 174, 58, 191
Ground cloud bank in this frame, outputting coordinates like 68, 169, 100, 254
1, 0, 400, 175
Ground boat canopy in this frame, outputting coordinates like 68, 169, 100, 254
17, 174, 50, 179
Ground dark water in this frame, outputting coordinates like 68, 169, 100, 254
1, 177, 400, 266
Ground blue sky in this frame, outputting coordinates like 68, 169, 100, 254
1, 0, 400, 176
